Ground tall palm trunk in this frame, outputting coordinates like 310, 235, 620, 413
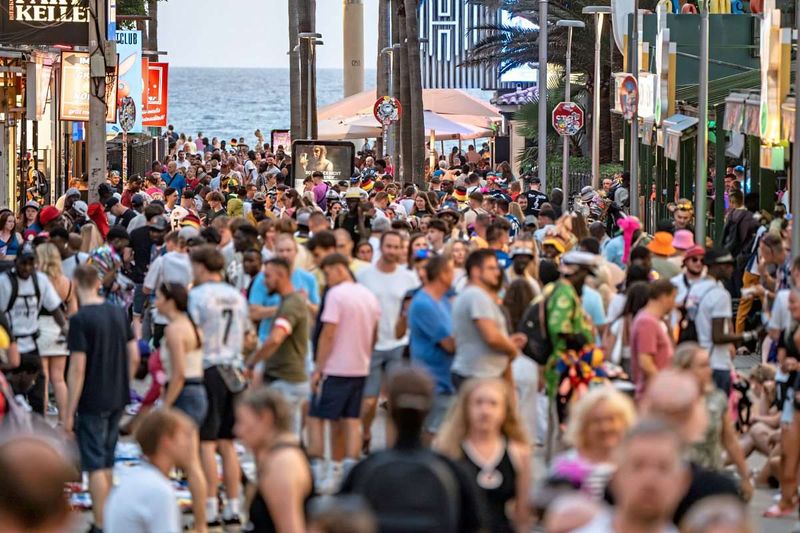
397, 4, 412, 182
376, 0, 391, 157
298, 0, 318, 139
404, 0, 425, 187
289, 0, 302, 141
390, 0, 401, 166
147, 0, 158, 54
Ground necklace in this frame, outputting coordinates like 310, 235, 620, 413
462, 437, 506, 490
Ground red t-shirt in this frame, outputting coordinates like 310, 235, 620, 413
630, 310, 674, 401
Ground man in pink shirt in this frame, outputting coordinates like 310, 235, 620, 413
630, 279, 677, 401
307, 253, 380, 488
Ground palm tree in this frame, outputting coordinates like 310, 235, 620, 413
289, 0, 302, 140
404, 0, 425, 187
390, 0, 402, 163
376, 0, 391, 156
147, 0, 158, 53
462, 0, 643, 165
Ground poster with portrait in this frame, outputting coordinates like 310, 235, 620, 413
271, 130, 291, 152
292, 140, 355, 186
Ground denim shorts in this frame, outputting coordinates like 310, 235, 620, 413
173, 381, 208, 428
76, 409, 124, 472
424, 393, 454, 434
309, 376, 366, 420
364, 346, 406, 398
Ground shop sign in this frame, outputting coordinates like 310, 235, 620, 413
1, 0, 89, 45
59, 51, 118, 123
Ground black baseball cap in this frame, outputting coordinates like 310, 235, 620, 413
703, 248, 735, 266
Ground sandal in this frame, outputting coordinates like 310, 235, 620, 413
763, 504, 797, 518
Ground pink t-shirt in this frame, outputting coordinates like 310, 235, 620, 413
320, 281, 380, 377
630, 310, 674, 401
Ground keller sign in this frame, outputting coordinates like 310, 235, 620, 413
2, 0, 89, 45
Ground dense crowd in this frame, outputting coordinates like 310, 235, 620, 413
0, 129, 795, 533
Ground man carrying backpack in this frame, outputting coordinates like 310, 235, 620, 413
0, 242, 67, 414
340, 368, 486, 533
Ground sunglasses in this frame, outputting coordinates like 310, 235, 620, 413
685, 256, 703, 263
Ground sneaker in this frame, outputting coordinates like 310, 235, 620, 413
222, 515, 242, 527
46, 403, 58, 416
205, 519, 223, 532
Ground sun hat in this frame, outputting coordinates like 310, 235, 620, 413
647, 231, 677, 256
38, 206, 61, 226
672, 229, 695, 250
580, 186, 595, 202
559, 250, 601, 275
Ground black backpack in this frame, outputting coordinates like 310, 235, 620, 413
346, 449, 461, 532
519, 294, 552, 365
5, 270, 40, 314
677, 283, 717, 344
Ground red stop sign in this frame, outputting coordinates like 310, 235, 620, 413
552, 102, 585, 136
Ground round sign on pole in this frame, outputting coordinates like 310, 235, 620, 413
552, 102, 585, 136
619, 74, 639, 120
373, 96, 402, 126
118, 96, 136, 133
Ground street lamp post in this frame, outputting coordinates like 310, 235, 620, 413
695, 0, 709, 244
582, 6, 611, 190
792, 0, 800, 254
538, 0, 548, 191
556, 20, 585, 213
299, 32, 323, 140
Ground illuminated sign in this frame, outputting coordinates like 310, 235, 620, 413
59, 51, 118, 123
1, 0, 89, 44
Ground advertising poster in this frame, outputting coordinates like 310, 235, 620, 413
59, 51, 119, 123
107, 30, 143, 136
292, 141, 355, 185
143, 62, 169, 127
271, 130, 291, 151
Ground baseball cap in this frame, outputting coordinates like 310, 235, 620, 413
65, 187, 80, 198
72, 201, 88, 218
104, 197, 120, 210
148, 216, 170, 232
296, 210, 311, 227
178, 226, 200, 241
23, 200, 40, 211
98, 183, 113, 197
510, 247, 534, 259
253, 192, 267, 204
683, 245, 706, 262
38, 206, 61, 226
524, 215, 538, 227
559, 250, 601, 275
131, 193, 145, 207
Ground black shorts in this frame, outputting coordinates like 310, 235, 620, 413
76, 409, 124, 472
308, 375, 366, 421
199, 366, 240, 442
152, 324, 166, 350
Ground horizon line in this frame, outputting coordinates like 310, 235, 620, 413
170, 65, 378, 71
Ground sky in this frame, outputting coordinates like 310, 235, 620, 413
159, 0, 380, 69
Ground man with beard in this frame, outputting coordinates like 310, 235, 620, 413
120, 176, 143, 209
450, 249, 527, 388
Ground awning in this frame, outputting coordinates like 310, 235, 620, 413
346, 110, 491, 140
319, 88, 502, 121
663, 114, 698, 161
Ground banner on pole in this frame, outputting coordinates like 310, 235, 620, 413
59, 51, 118, 123
107, 30, 143, 136
143, 62, 169, 127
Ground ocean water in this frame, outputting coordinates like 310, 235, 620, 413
169, 67, 377, 144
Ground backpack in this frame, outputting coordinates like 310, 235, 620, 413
677, 283, 718, 344
519, 292, 553, 365
347, 449, 461, 532
721, 209, 753, 258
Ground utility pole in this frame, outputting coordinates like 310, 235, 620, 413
87, 0, 109, 204
343, 0, 365, 97
629, 1, 640, 217
538, 0, 548, 190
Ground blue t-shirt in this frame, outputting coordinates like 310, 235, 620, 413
249, 268, 320, 341
163, 172, 186, 196
582, 285, 607, 344
603, 235, 625, 268
409, 290, 454, 394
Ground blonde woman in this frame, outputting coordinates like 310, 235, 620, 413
555, 385, 636, 499
35, 243, 77, 422
435, 378, 531, 532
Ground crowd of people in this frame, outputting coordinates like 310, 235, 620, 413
0, 131, 795, 533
